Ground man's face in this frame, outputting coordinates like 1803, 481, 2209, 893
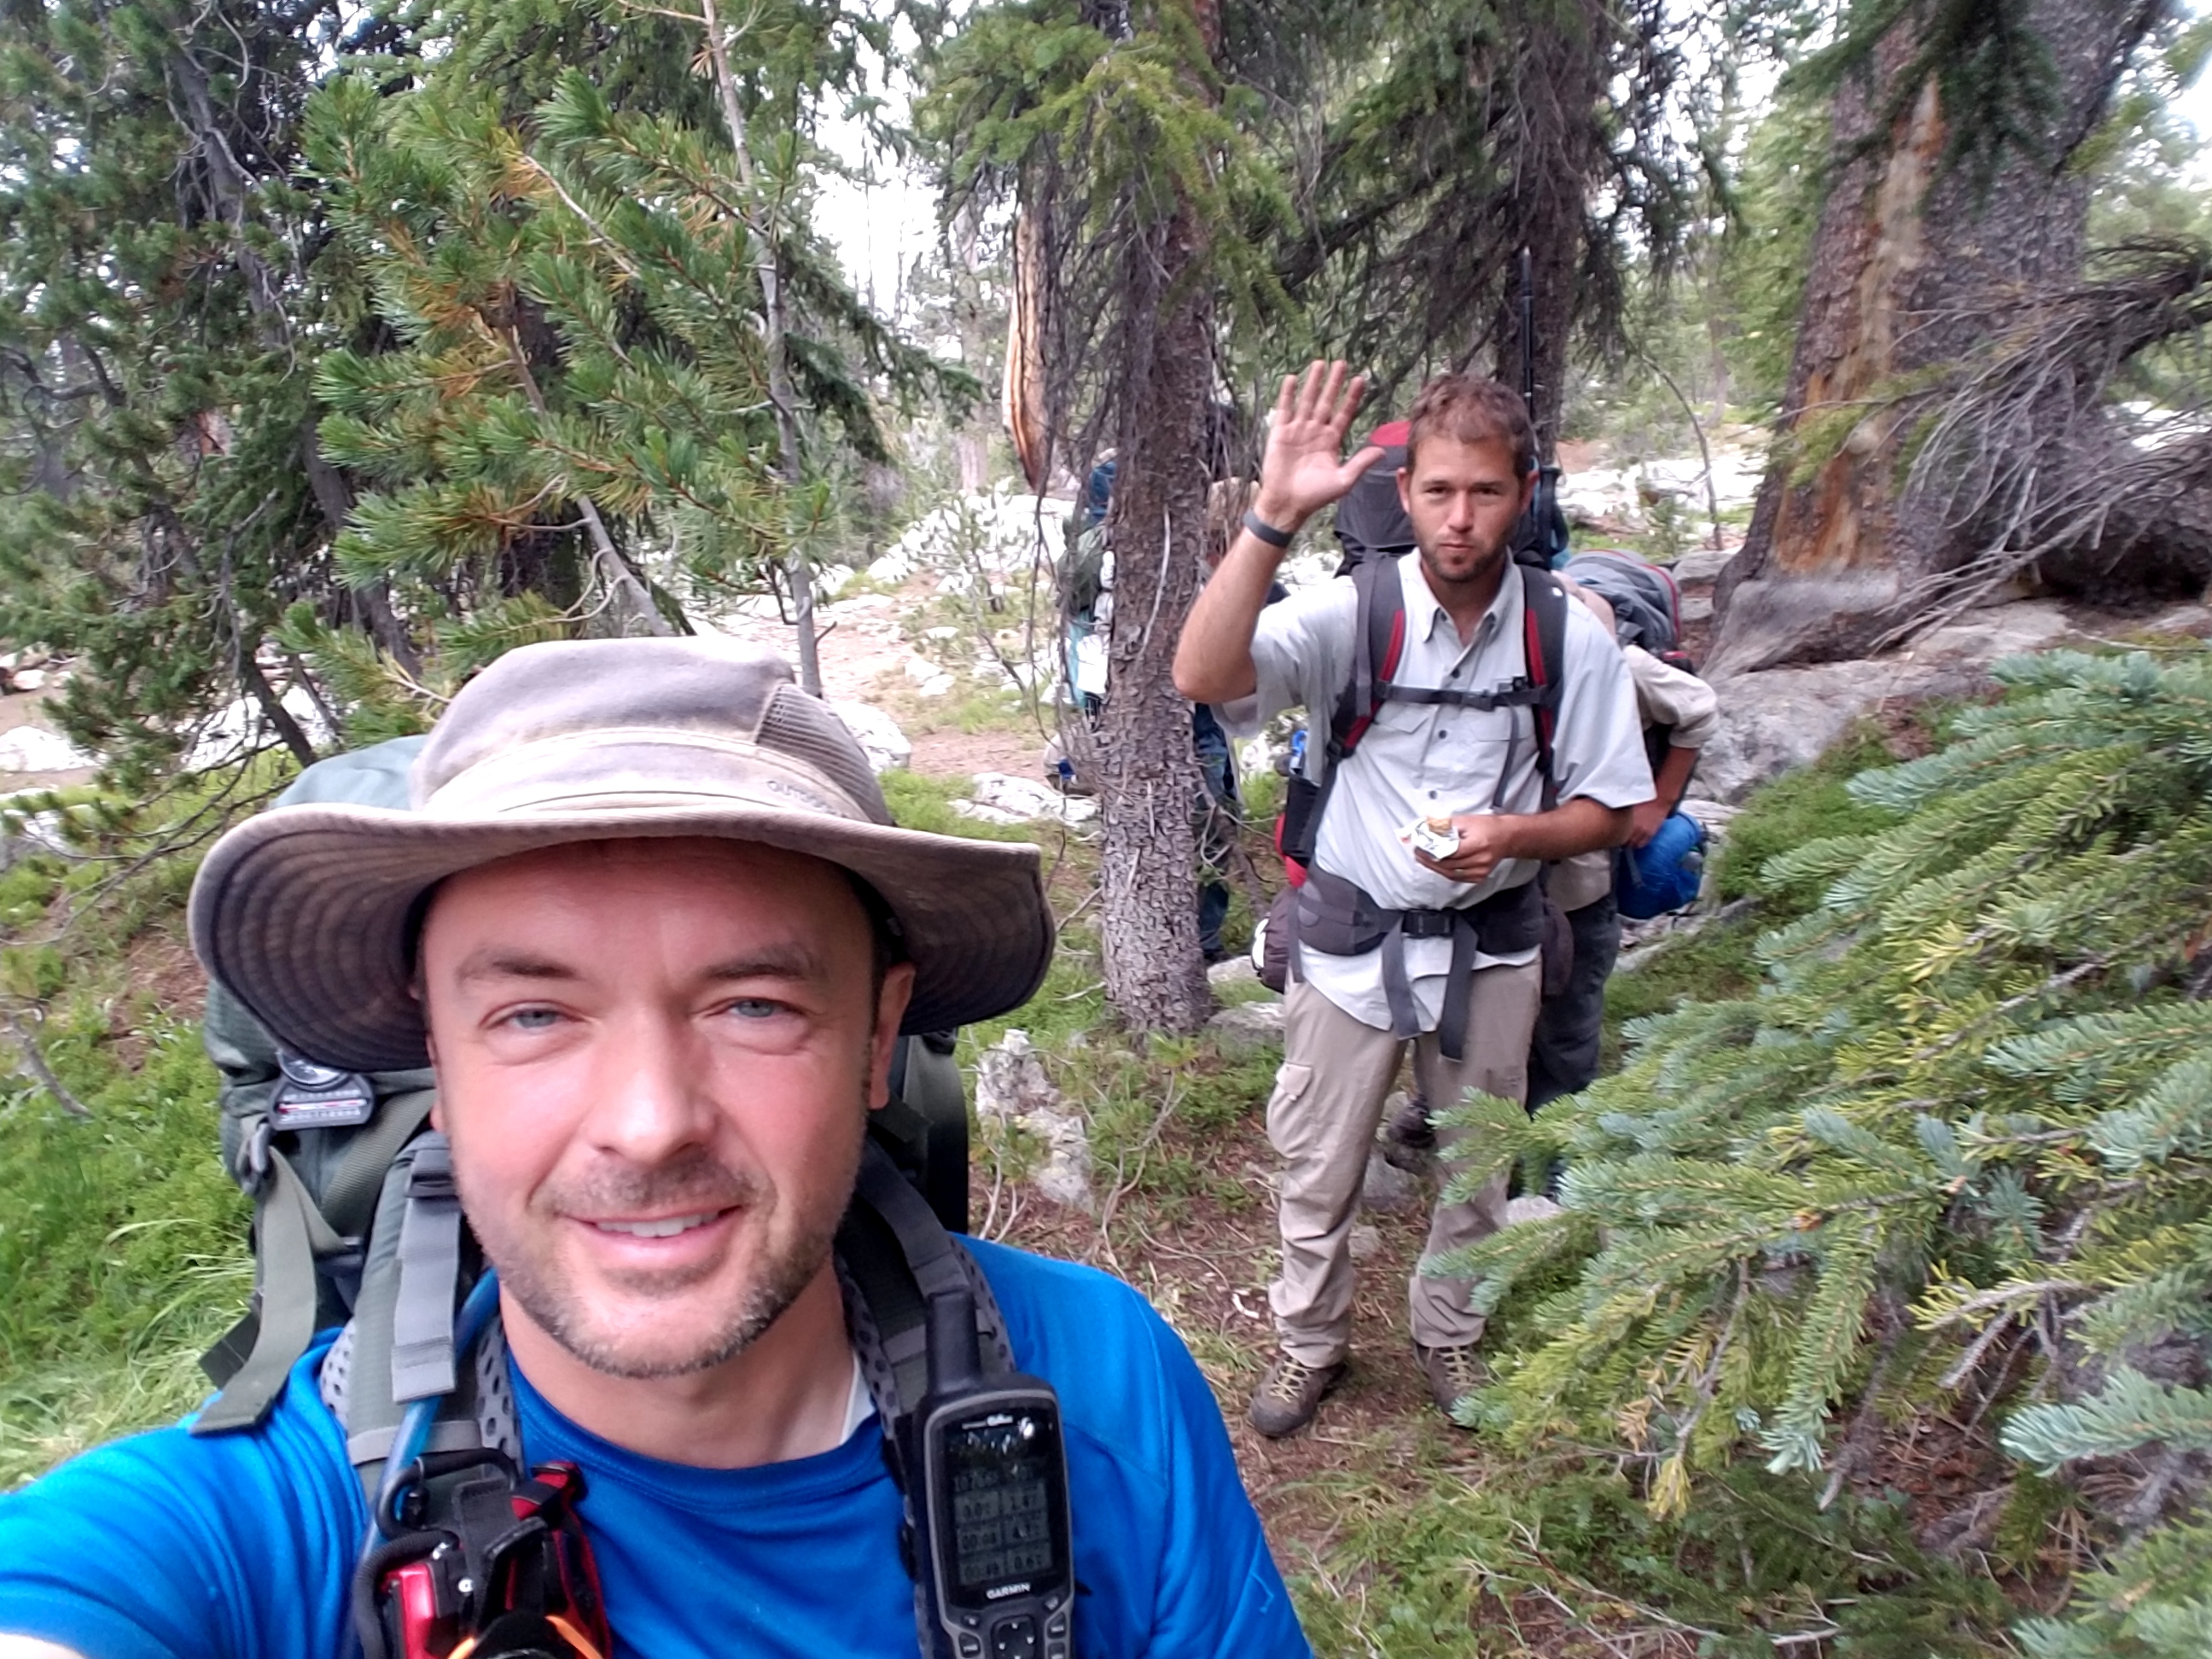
1397, 434, 1534, 597
419, 837, 913, 1380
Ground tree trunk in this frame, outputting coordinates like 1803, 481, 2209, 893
1097, 196, 1214, 1035
1092, 0, 1220, 1039
1713, 0, 2152, 672
701, 0, 819, 691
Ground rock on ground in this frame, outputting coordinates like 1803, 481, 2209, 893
954, 771, 1097, 824
1207, 955, 1263, 990
1206, 999, 1284, 1057
184, 689, 335, 769
0, 728, 96, 773
1360, 1149, 1420, 1214
828, 699, 912, 774
0, 808, 74, 869
972, 1030, 1094, 1212
1504, 1195, 1564, 1226
1697, 599, 2137, 803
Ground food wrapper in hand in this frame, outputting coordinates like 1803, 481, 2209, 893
1400, 814, 1460, 859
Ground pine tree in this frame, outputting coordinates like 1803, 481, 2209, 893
1434, 643, 2212, 1649
294, 10, 964, 723
1253, 0, 1705, 450
0, 0, 409, 786
923, 0, 1289, 1033
1714, 0, 2209, 667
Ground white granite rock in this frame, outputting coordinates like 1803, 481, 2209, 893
1697, 600, 2096, 803
0, 727, 96, 772
1206, 999, 1284, 1057
973, 1030, 1094, 1212
828, 699, 912, 774
962, 771, 1097, 824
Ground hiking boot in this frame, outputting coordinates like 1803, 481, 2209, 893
1248, 1352, 1348, 1438
1412, 1341, 1487, 1425
1378, 1091, 1435, 1174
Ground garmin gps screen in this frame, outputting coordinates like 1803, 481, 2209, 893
944, 1408, 1065, 1597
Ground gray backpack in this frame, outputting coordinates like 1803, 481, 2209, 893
1562, 550, 1685, 656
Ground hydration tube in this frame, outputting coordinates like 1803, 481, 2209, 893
371, 1268, 504, 1542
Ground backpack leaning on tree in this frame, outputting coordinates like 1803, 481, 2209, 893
194, 737, 998, 1659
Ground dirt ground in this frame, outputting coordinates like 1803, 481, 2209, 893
988, 1075, 1699, 1656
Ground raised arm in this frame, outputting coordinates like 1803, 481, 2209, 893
1173, 361, 1383, 705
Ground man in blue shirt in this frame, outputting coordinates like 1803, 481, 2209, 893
0, 637, 1307, 1659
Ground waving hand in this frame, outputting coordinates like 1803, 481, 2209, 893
1253, 361, 1387, 530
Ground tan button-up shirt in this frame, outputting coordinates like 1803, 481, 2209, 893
1230, 556, 1652, 1031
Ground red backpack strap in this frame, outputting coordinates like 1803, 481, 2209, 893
1331, 553, 1407, 761
1519, 565, 1569, 814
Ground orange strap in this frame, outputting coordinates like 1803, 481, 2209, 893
444, 1613, 603, 1659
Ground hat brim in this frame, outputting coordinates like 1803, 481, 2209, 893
189, 802, 1055, 1074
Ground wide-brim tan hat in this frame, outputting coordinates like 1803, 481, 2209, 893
189, 637, 1055, 1074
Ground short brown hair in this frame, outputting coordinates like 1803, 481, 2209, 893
1404, 374, 1535, 478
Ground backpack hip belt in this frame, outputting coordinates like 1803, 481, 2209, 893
1293, 866, 1541, 1060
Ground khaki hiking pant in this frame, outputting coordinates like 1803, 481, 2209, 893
1267, 963, 1541, 1365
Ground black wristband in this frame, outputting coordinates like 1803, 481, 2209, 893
1242, 509, 1295, 549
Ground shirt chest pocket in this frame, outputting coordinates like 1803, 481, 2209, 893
1369, 693, 1525, 749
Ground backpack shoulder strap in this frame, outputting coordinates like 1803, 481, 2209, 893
838, 1138, 1012, 1431
316, 1131, 517, 1498
1520, 564, 1570, 814
835, 1139, 1016, 1659
1327, 552, 1407, 765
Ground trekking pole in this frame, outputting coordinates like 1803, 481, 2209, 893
1512, 247, 1569, 569
1519, 245, 1537, 426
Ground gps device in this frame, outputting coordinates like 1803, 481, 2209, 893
911, 1287, 1074, 1659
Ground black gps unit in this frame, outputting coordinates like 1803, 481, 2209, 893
910, 1289, 1074, 1658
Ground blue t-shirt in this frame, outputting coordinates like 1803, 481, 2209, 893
0, 1239, 1307, 1657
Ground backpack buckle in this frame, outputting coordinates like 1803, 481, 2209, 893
235, 1115, 274, 1189
408, 1160, 458, 1203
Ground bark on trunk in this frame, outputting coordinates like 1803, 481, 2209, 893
1097, 200, 1213, 1037
1714, 0, 2153, 672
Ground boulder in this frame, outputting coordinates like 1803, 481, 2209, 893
960, 771, 1097, 824
1697, 600, 2092, 803
1206, 999, 1283, 1057
183, 688, 335, 769
1504, 1195, 1565, 1226
1206, 955, 1262, 990
1359, 1149, 1420, 1214
1668, 548, 1734, 585
827, 700, 912, 775
0, 808, 74, 870
0, 727, 96, 773
899, 655, 955, 697
973, 1030, 1094, 1213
